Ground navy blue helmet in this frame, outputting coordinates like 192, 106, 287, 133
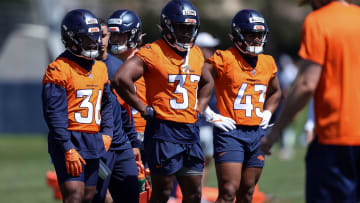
231, 9, 268, 56
61, 9, 102, 59
107, 9, 143, 54
160, 0, 200, 51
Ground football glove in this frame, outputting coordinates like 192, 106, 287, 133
102, 134, 112, 152
65, 149, 86, 177
142, 106, 155, 121
260, 110, 272, 129
204, 106, 236, 132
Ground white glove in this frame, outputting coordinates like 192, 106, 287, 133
204, 107, 236, 132
260, 110, 272, 129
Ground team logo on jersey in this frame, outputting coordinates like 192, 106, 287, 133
252, 69, 256, 75
89, 73, 93, 79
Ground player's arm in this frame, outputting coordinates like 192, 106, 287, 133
111, 56, 148, 116
261, 59, 321, 153
42, 83, 74, 152
263, 75, 281, 113
100, 82, 114, 151
201, 62, 236, 132
120, 104, 141, 161
198, 62, 214, 115
259, 74, 281, 129
121, 104, 141, 148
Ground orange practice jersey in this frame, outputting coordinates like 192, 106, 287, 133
42, 57, 109, 133
207, 47, 277, 126
136, 39, 204, 123
298, 2, 360, 145
132, 77, 147, 133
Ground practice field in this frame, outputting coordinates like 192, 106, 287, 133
0, 134, 306, 203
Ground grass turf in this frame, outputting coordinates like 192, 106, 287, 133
0, 134, 307, 203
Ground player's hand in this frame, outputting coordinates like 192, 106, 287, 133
102, 134, 112, 152
260, 110, 272, 129
204, 106, 236, 132
142, 106, 155, 121
65, 149, 86, 177
132, 148, 141, 162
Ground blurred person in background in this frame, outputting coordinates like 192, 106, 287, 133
194, 32, 219, 188
204, 9, 281, 203
276, 54, 298, 160
106, 9, 148, 166
261, 0, 360, 202
42, 9, 113, 203
92, 18, 141, 203
111, 0, 214, 202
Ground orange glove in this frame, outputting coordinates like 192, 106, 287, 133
65, 149, 86, 177
102, 135, 112, 152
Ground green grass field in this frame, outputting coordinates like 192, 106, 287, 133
0, 134, 307, 203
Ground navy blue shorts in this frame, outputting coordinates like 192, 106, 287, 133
93, 148, 139, 203
213, 125, 265, 167
306, 139, 360, 203
49, 148, 99, 187
144, 139, 204, 175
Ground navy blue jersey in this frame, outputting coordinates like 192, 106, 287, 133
102, 54, 140, 151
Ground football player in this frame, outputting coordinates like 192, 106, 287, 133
42, 9, 113, 202
261, 0, 360, 202
203, 9, 281, 202
111, 0, 214, 202
107, 9, 148, 164
92, 18, 141, 203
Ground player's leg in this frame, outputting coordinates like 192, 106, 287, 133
236, 141, 265, 203
150, 174, 177, 203
92, 151, 116, 203
108, 148, 139, 203
177, 175, 202, 203
50, 147, 99, 203
236, 167, 262, 203
215, 162, 242, 203
306, 139, 359, 203
60, 181, 85, 203
83, 159, 101, 203
199, 125, 214, 186
175, 141, 205, 203
213, 127, 245, 203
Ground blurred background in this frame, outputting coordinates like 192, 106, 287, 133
0, 0, 359, 202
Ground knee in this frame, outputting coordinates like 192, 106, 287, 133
219, 182, 237, 201
238, 184, 255, 202
62, 189, 84, 203
183, 186, 202, 203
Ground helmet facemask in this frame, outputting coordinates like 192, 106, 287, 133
232, 27, 267, 56
161, 15, 199, 52
109, 31, 130, 54
78, 33, 101, 59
